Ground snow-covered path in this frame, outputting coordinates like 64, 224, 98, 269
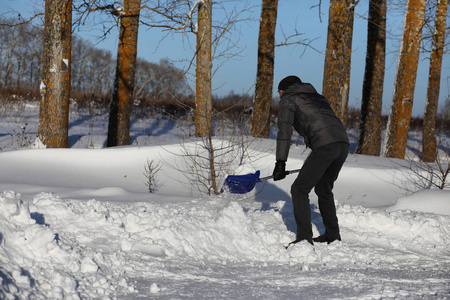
1, 187, 449, 299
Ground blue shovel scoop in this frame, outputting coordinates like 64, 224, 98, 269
222, 169, 301, 194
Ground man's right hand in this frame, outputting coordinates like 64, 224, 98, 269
273, 161, 286, 181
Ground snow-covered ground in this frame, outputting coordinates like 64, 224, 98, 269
0, 101, 449, 299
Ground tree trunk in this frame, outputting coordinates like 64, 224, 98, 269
384, 0, 427, 159
251, 0, 278, 139
357, 0, 386, 156
322, 0, 356, 126
38, 0, 72, 148
107, 0, 141, 146
422, 0, 448, 162
195, 0, 212, 138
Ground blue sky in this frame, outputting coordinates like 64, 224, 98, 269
2, 0, 449, 116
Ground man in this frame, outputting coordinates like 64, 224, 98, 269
273, 75, 349, 246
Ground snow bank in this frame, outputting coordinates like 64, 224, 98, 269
2, 188, 450, 299
338, 201, 450, 257
0, 191, 134, 299
388, 189, 450, 216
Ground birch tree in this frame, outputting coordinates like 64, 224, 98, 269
422, 0, 448, 162
38, 0, 72, 148
322, 0, 357, 125
384, 0, 427, 159
107, 0, 141, 146
357, 0, 386, 156
251, 0, 278, 139
195, 0, 212, 138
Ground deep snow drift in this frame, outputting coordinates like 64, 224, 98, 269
0, 103, 449, 299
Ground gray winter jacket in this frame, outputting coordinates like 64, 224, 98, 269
276, 82, 349, 162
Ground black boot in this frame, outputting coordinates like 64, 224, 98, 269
313, 234, 341, 244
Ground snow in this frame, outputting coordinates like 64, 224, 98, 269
0, 102, 449, 299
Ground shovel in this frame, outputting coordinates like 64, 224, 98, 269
222, 169, 301, 194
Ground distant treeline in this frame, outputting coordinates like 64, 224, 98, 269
0, 17, 192, 101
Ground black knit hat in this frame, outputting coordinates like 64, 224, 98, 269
278, 76, 302, 91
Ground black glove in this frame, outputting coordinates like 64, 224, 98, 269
273, 160, 286, 181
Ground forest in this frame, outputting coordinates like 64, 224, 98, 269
0, 0, 449, 161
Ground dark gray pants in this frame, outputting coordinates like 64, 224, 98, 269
291, 142, 349, 242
